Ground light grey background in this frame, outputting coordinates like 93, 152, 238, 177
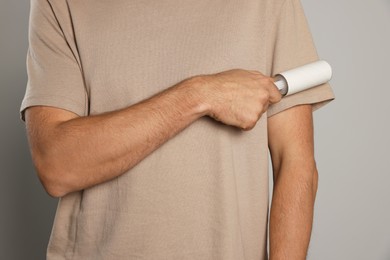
1, 0, 389, 259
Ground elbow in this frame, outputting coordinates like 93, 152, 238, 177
43, 183, 67, 199
33, 153, 73, 198
37, 167, 70, 198
43, 182, 68, 198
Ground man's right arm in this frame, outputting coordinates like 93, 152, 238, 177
25, 70, 281, 198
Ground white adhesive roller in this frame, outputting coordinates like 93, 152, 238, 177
273, 60, 332, 96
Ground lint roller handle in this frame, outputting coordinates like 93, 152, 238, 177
273, 60, 332, 96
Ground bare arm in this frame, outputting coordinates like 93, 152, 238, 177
268, 104, 318, 260
25, 76, 208, 198
25, 69, 281, 198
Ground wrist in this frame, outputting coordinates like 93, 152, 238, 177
179, 75, 214, 117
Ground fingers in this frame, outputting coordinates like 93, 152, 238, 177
268, 78, 282, 104
250, 73, 283, 105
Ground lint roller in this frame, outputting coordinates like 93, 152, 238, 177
273, 60, 332, 96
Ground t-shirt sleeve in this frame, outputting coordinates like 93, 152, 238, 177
267, 0, 335, 117
19, 0, 88, 121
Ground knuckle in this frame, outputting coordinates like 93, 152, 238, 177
242, 115, 257, 131
259, 76, 273, 85
250, 115, 258, 125
256, 108, 264, 118
265, 76, 274, 84
258, 90, 270, 103
276, 93, 282, 102
271, 91, 282, 103
242, 123, 256, 131
241, 123, 254, 131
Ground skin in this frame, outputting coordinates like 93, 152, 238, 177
268, 104, 317, 260
24, 68, 317, 259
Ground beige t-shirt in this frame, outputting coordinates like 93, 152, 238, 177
21, 0, 334, 259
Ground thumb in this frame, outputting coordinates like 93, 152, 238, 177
269, 77, 282, 104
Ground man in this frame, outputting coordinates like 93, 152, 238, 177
21, 0, 334, 259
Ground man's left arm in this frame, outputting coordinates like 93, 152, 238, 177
268, 104, 318, 260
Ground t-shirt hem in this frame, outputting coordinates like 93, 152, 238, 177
20, 95, 87, 122
267, 86, 335, 117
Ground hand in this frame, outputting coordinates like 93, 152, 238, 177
198, 69, 282, 130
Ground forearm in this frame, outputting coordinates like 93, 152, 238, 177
269, 160, 318, 260
29, 68, 282, 197
267, 104, 318, 259
32, 76, 209, 197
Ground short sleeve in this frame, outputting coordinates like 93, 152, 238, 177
20, 0, 88, 121
267, 0, 335, 117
